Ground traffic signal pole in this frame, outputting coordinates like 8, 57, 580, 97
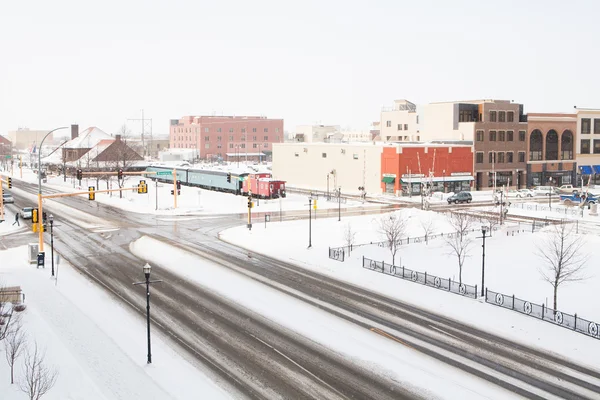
173, 169, 177, 209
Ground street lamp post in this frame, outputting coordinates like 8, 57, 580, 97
37, 127, 68, 254
479, 225, 488, 297
548, 176, 553, 209
133, 263, 163, 364
338, 187, 341, 222
49, 215, 55, 277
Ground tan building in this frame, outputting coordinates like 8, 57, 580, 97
380, 100, 419, 142
272, 143, 383, 195
574, 108, 600, 184
526, 113, 577, 187
7, 128, 53, 150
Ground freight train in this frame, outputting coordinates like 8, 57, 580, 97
145, 165, 286, 199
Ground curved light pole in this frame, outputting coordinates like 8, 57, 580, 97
38, 127, 68, 253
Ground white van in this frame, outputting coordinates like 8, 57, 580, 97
533, 186, 558, 196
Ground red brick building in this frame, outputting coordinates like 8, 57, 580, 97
170, 115, 284, 161
381, 144, 474, 195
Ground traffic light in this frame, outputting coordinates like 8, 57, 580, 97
76, 169, 82, 180
176, 180, 181, 190
171, 190, 174, 195
32, 208, 39, 223
41, 224, 46, 232
88, 186, 95, 201
247, 196, 253, 208
42, 211, 47, 222
117, 169, 123, 180
138, 180, 147, 194
7, 177, 12, 189
227, 173, 231, 183
313, 199, 317, 209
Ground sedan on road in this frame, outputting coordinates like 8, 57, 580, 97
20, 207, 33, 219
2, 193, 14, 204
447, 191, 472, 204
517, 189, 534, 198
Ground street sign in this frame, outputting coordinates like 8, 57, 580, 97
4, 155, 11, 159
156, 171, 172, 176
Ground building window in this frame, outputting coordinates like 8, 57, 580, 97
489, 111, 497, 122
217, 144, 222, 149
476, 130, 484, 141
204, 128, 209, 132
582, 118, 591, 134
264, 128, 268, 132
489, 131, 497, 141
489, 152, 495, 163
229, 144, 233, 149
497, 152, 505, 163
499, 131, 505, 141
594, 119, 600, 134
594, 140, 600, 154
253, 128, 257, 132
507, 152, 514, 163
264, 135, 268, 141
275, 136, 280, 141
204, 136, 209, 141
217, 128, 222, 133
397, 124, 402, 131
229, 128, 234, 133
353, 154, 359, 159
294, 152, 299, 157
263, 143, 268, 148
276, 128, 280, 132
252, 136, 256, 141
518, 151, 525, 162
241, 144, 245, 149
386, 121, 391, 127
217, 136, 222, 141
404, 124, 408, 130
241, 135, 245, 141
229, 135, 233, 141
507, 111, 514, 122
204, 143, 209, 149
581, 139, 591, 154
253, 143, 257, 149
322, 153, 327, 158
242, 128, 246, 133
476, 152, 483, 163
519, 131, 526, 141
507, 131, 514, 141
498, 111, 506, 122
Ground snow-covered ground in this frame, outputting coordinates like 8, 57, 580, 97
8, 168, 374, 216
220, 208, 600, 370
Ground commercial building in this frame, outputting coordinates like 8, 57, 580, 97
380, 100, 419, 142
169, 116, 284, 162
574, 108, 600, 185
526, 113, 577, 187
7, 128, 53, 151
381, 143, 474, 196
292, 125, 339, 143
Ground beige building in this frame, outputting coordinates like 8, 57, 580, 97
380, 100, 419, 142
7, 128, 53, 150
272, 142, 383, 194
293, 125, 340, 142
574, 108, 600, 184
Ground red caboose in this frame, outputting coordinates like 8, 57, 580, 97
243, 173, 286, 199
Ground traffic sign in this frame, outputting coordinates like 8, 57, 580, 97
156, 171, 172, 176
4, 155, 11, 159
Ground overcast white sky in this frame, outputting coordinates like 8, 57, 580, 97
1, 0, 598, 138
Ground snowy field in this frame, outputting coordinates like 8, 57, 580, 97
220, 208, 600, 370
7, 168, 373, 216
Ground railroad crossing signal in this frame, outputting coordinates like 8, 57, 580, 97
7, 177, 12, 189
88, 186, 95, 200
176, 180, 182, 190
117, 169, 123, 180
76, 169, 82, 180
247, 196, 253, 209
227, 173, 231, 183
171, 189, 180, 196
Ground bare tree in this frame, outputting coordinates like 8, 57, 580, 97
420, 217, 436, 244
444, 212, 474, 284
111, 125, 140, 198
343, 222, 357, 253
536, 222, 588, 311
5, 320, 27, 384
19, 342, 58, 400
379, 213, 406, 266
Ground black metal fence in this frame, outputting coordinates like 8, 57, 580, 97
328, 246, 347, 262
485, 288, 600, 340
362, 256, 477, 298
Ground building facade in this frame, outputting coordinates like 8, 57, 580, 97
169, 116, 284, 161
526, 113, 577, 188
380, 100, 419, 142
7, 128, 53, 151
272, 143, 383, 195
575, 109, 600, 184
293, 125, 339, 143
380, 143, 474, 196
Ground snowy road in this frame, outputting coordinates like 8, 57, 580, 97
4, 180, 600, 399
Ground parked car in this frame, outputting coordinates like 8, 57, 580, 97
20, 207, 34, 219
517, 189, 534, 198
557, 184, 579, 194
2, 193, 14, 204
505, 189, 521, 198
532, 186, 559, 196
560, 192, 598, 206
447, 191, 472, 204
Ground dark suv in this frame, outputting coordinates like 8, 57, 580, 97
447, 191, 472, 204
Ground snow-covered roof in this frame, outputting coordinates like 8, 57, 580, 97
63, 127, 113, 149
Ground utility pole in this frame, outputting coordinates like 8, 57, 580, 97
308, 197, 312, 248
128, 109, 153, 158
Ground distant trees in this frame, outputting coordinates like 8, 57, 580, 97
444, 212, 474, 284
536, 222, 588, 311
379, 213, 406, 266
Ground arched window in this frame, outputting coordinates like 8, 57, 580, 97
546, 130, 558, 160
561, 130, 573, 160
529, 129, 543, 161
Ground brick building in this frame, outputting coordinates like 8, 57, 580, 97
169, 116, 284, 162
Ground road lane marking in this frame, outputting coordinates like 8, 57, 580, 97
429, 325, 463, 341
370, 327, 413, 349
